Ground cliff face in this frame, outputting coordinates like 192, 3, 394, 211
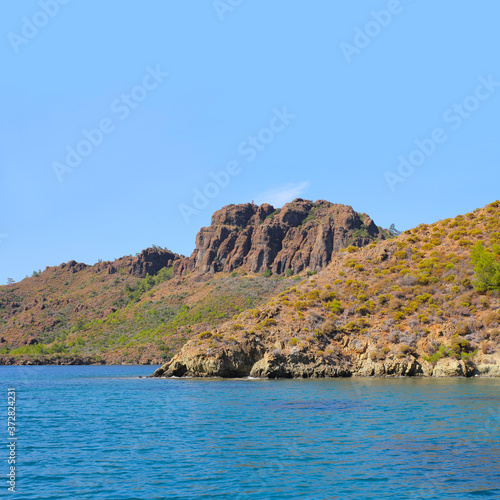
173, 199, 387, 276
114, 248, 180, 278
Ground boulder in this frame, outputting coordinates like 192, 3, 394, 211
432, 358, 475, 377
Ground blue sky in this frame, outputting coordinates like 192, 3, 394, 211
1, 0, 499, 284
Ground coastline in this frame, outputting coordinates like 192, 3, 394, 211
151, 352, 500, 379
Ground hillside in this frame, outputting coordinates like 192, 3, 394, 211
0, 199, 387, 365
153, 201, 500, 378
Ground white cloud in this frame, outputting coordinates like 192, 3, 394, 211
254, 181, 310, 207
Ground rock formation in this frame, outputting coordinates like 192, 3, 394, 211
58, 248, 182, 279
173, 199, 388, 276
124, 248, 180, 278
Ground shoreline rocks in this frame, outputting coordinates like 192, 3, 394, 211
151, 340, 500, 379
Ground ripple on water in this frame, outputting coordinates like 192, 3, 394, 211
1, 366, 499, 499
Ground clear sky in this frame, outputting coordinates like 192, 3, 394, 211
1, 0, 499, 284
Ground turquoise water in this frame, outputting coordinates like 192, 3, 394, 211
1, 366, 499, 499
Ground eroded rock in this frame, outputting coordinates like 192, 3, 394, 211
173, 199, 387, 276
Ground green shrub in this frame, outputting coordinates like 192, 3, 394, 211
377, 294, 388, 305
327, 300, 344, 314
355, 306, 370, 316
470, 242, 500, 291
423, 345, 447, 363
415, 293, 433, 304
449, 334, 473, 358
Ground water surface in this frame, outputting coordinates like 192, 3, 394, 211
1, 366, 499, 499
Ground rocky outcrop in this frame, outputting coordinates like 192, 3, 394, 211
129, 248, 180, 278
173, 199, 387, 276
354, 357, 423, 377
432, 358, 476, 377
153, 338, 265, 378
152, 334, 495, 379
113, 248, 182, 278
249, 351, 352, 378
473, 354, 500, 376
59, 248, 183, 279
59, 260, 88, 273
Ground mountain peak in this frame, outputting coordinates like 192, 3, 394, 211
173, 200, 388, 276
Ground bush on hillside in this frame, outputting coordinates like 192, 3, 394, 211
470, 242, 500, 292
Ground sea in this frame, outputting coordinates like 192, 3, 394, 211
1, 365, 499, 499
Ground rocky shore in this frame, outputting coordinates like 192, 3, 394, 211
151, 330, 500, 379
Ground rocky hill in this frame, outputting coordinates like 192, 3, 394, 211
153, 201, 500, 379
0, 199, 388, 365
0, 248, 183, 364
173, 199, 389, 276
